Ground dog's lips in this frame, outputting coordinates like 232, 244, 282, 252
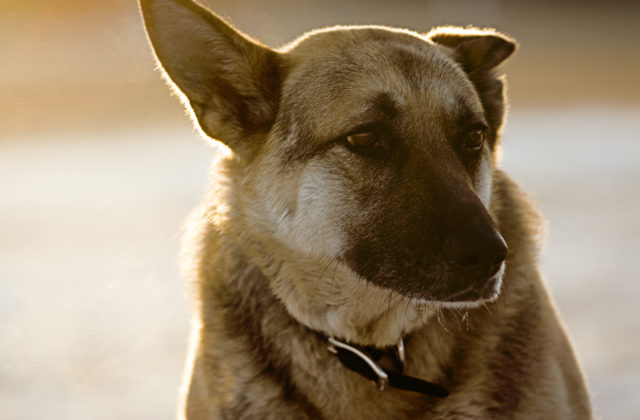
411, 264, 505, 305
347, 243, 507, 305
444, 268, 503, 303
474, 275, 501, 300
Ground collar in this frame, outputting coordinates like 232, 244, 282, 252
326, 336, 449, 398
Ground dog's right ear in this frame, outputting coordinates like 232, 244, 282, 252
140, 0, 281, 152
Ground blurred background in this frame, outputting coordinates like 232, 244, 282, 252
1, 0, 638, 418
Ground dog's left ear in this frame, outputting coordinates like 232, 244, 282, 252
428, 27, 516, 147
428, 27, 516, 73
140, 0, 282, 153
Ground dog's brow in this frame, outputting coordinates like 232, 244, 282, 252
326, 92, 399, 136
369, 92, 399, 118
453, 101, 486, 128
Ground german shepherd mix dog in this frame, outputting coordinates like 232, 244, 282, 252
141, 0, 592, 418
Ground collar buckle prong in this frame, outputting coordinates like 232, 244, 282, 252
327, 337, 389, 391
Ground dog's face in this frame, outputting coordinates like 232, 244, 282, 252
267, 29, 511, 304
142, 0, 514, 308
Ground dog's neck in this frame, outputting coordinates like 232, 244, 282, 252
193, 216, 465, 402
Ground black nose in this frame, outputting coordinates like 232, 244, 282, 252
446, 228, 508, 278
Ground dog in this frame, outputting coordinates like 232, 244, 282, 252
140, 0, 592, 418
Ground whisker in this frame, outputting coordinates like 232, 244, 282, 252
483, 302, 494, 316
318, 257, 336, 281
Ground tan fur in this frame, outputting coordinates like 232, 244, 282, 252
140, 0, 592, 418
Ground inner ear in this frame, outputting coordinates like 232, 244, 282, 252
428, 27, 516, 73
140, 0, 282, 152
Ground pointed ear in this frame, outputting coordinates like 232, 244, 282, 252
427, 27, 516, 73
140, 0, 282, 152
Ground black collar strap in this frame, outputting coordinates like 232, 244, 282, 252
327, 337, 449, 398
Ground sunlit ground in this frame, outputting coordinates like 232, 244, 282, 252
1, 107, 638, 419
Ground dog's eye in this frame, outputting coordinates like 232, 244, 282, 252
341, 130, 390, 158
464, 128, 486, 152
346, 131, 382, 149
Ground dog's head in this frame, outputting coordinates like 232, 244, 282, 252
142, 0, 514, 309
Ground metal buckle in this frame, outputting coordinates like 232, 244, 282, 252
327, 337, 389, 391
396, 337, 405, 365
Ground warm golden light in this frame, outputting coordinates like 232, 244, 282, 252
0, 1, 638, 418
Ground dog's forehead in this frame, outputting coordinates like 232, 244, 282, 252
280, 27, 484, 137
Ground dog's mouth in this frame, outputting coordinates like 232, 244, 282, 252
346, 256, 506, 307
441, 265, 504, 302
414, 263, 505, 306
344, 215, 508, 306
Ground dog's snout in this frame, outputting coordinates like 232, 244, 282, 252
446, 227, 508, 278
